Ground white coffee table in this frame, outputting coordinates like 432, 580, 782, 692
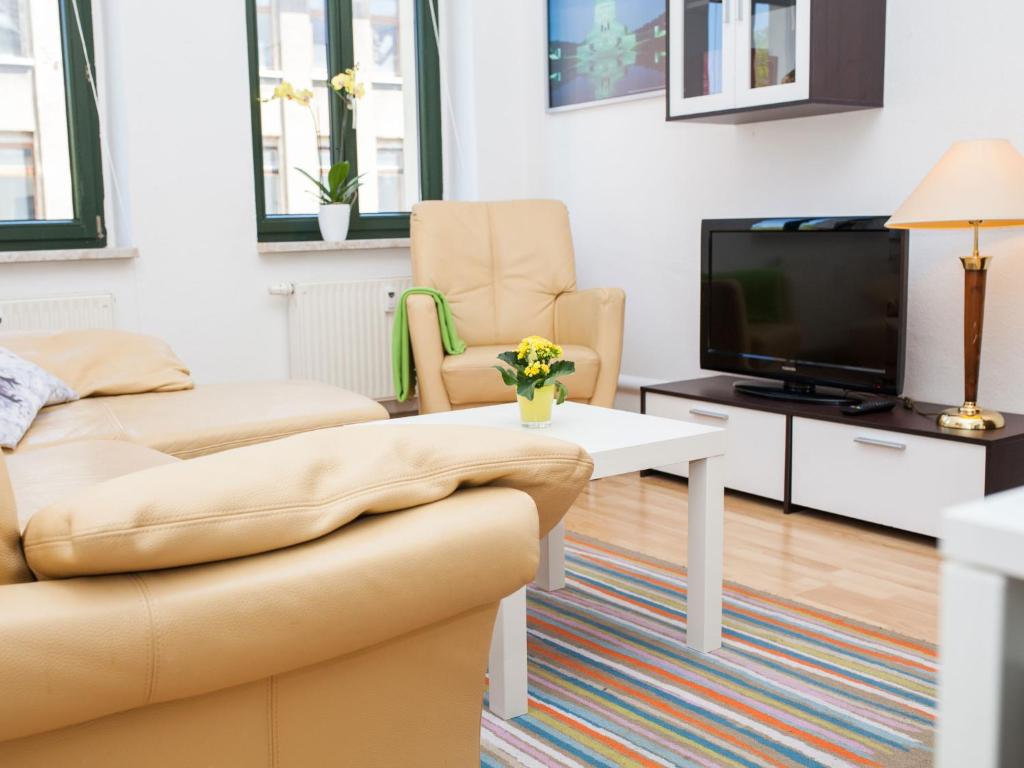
381, 401, 726, 719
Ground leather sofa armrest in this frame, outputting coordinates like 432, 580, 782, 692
555, 287, 626, 407
23, 424, 592, 579
0, 486, 538, 743
405, 293, 453, 413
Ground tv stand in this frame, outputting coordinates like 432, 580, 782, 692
641, 375, 1024, 536
733, 380, 859, 407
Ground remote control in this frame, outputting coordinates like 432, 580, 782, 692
840, 399, 897, 416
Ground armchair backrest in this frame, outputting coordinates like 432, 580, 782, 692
0, 455, 32, 584
410, 200, 577, 346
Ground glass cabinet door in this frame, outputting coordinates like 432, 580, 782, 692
734, 0, 809, 107
668, 0, 735, 116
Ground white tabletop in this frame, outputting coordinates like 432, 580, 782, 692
379, 402, 726, 479
943, 487, 1024, 580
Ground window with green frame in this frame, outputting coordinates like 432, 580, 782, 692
0, 0, 105, 251
246, 0, 442, 242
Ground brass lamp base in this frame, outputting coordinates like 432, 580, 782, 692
938, 403, 1005, 431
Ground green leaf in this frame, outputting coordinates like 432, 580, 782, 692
548, 359, 576, 379
493, 366, 517, 386
335, 173, 366, 205
497, 351, 521, 368
327, 161, 351, 198
517, 379, 538, 401
555, 381, 568, 405
295, 167, 331, 204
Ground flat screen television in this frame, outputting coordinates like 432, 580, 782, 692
700, 217, 909, 404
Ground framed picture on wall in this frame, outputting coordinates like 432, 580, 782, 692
547, 0, 667, 112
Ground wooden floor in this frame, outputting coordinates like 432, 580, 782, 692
565, 472, 942, 643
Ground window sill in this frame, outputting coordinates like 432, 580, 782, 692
257, 238, 410, 254
0, 247, 138, 264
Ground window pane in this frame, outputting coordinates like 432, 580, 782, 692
0, 0, 74, 222
309, 0, 327, 76
352, 0, 421, 213
0, 134, 35, 219
257, 0, 328, 215
751, 0, 797, 88
0, 0, 26, 57
375, 137, 404, 212
262, 140, 282, 214
683, 0, 725, 98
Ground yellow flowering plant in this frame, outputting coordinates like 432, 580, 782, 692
260, 66, 366, 205
495, 336, 576, 403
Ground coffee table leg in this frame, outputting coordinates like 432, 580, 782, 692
687, 455, 724, 653
536, 522, 566, 591
488, 587, 528, 719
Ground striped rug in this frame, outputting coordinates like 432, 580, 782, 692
481, 535, 935, 768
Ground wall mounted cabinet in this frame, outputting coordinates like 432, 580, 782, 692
666, 0, 886, 123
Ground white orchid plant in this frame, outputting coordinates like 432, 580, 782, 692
261, 66, 366, 205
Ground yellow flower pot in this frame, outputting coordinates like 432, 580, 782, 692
518, 385, 555, 428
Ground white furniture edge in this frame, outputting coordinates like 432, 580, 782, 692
0, 247, 138, 264
257, 238, 410, 254
938, 489, 1024, 768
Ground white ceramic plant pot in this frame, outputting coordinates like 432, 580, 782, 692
318, 203, 352, 242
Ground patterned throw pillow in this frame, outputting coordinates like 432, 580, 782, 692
0, 348, 78, 450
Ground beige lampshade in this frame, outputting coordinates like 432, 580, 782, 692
886, 139, 1024, 230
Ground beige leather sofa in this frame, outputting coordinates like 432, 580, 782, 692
1, 327, 387, 458
0, 427, 592, 767
0, 330, 594, 765
407, 200, 626, 413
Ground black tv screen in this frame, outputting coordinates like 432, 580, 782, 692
700, 217, 909, 395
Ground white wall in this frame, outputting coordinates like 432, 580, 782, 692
524, 0, 1024, 412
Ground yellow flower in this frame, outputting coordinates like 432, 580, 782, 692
262, 81, 314, 106
330, 66, 365, 100
330, 72, 351, 92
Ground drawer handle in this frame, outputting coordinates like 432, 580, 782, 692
854, 436, 906, 451
690, 407, 729, 421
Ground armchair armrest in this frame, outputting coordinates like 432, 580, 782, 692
23, 424, 592, 579
405, 293, 453, 413
555, 287, 626, 407
0, 485, 539, 742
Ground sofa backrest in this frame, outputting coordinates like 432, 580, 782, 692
0, 329, 192, 399
0, 455, 32, 584
410, 200, 577, 346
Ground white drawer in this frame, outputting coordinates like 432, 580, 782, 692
645, 393, 786, 500
792, 417, 986, 536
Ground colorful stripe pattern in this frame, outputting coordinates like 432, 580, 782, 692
481, 535, 935, 768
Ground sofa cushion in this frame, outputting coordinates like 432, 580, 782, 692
0, 330, 192, 398
13, 380, 389, 458
22, 424, 593, 579
0, 348, 77, 449
6, 440, 179, 533
441, 344, 600, 406
411, 200, 577, 346
0, 457, 32, 584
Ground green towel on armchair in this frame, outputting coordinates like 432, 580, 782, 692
391, 287, 466, 402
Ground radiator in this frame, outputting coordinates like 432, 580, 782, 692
284, 277, 413, 400
0, 293, 115, 332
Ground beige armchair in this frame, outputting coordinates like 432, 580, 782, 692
0, 425, 592, 767
408, 200, 625, 413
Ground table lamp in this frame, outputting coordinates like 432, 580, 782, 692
887, 139, 1024, 431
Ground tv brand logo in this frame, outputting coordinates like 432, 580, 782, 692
782, 365, 797, 372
